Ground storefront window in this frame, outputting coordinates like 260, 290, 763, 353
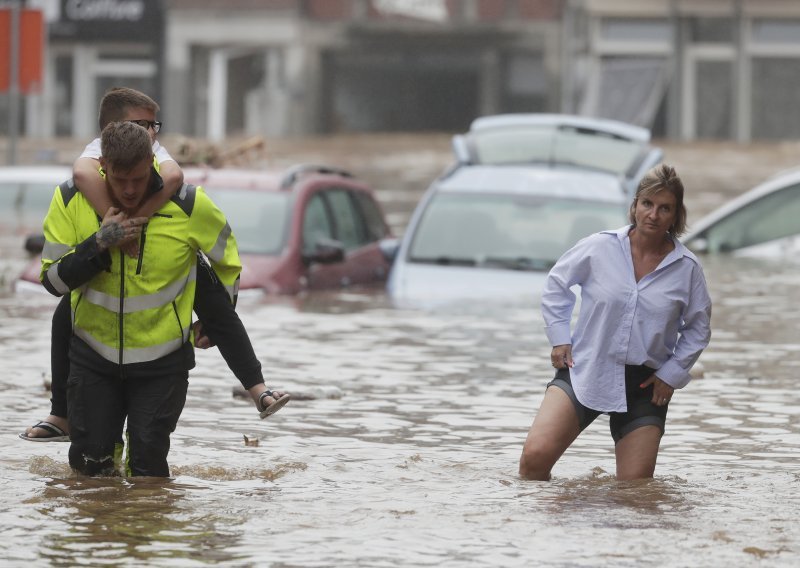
752, 19, 800, 44
600, 18, 671, 43
688, 17, 733, 43
54, 55, 73, 137
751, 58, 800, 139
504, 53, 547, 112
695, 60, 732, 139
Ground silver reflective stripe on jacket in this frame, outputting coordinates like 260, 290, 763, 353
73, 325, 191, 365
46, 263, 70, 295
81, 266, 196, 314
207, 222, 232, 264
42, 241, 71, 261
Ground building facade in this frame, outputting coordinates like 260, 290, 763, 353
3, 0, 800, 142
164, 0, 562, 140
568, 0, 800, 141
3, 0, 563, 140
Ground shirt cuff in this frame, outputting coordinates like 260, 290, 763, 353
655, 359, 691, 389
545, 324, 572, 347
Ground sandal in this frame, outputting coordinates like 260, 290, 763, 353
258, 390, 291, 419
19, 421, 70, 442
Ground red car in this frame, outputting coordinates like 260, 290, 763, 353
16, 164, 393, 295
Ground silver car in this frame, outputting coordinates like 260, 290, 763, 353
682, 167, 800, 258
384, 114, 663, 306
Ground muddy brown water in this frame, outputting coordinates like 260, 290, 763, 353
1, 135, 799, 566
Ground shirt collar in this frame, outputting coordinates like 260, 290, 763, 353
608, 224, 700, 264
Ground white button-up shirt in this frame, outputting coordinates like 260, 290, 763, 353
81, 138, 174, 164
542, 226, 712, 412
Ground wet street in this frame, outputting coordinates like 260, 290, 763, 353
2, 135, 800, 566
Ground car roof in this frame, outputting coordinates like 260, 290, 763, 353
183, 167, 284, 191
433, 165, 628, 204
183, 164, 359, 192
0, 165, 72, 182
469, 113, 652, 143
683, 166, 800, 242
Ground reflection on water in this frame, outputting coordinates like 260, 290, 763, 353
2, 137, 800, 566
33, 476, 244, 565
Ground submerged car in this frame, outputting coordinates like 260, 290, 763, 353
16, 164, 393, 294
0, 165, 72, 236
682, 167, 800, 257
384, 113, 663, 305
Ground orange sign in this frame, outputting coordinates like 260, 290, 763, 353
0, 8, 44, 94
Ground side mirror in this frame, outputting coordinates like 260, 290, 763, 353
451, 134, 472, 165
24, 233, 45, 254
686, 237, 709, 254
305, 237, 345, 265
379, 237, 400, 263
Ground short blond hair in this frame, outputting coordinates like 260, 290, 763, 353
100, 121, 154, 172
629, 164, 688, 237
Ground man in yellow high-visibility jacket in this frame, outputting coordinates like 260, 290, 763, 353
40, 120, 241, 476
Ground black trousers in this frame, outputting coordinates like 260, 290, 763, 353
48, 254, 264, 418
67, 362, 188, 477
49, 295, 71, 418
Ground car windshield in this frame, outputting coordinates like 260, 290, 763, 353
0, 180, 62, 233
692, 182, 800, 253
408, 192, 625, 270
470, 125, 644, 176
205, 189, 289, 255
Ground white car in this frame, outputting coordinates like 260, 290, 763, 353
682, 167, 800, 257
0, 166, 72, 294
384, 114, 663, 306
0, 165, 72, 236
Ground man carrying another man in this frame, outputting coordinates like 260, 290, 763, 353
40, 121, 239, 476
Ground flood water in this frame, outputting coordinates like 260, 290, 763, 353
2, 136, 799, 566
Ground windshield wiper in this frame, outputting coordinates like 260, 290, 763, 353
481, 256, 554, 271
410, 256, 477, 266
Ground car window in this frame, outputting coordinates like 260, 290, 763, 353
205, 189, 289, 255
696, 183, 800, 252
302, 193, 334, 255
326, 189, 366, 251
0, 181, 59, 231
24, 183, 60, 227
408, 192, 624, 269
471, 125, 644, 177
0, 183, 20, 227
353, 191, 388, 241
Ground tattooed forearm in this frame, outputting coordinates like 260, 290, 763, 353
96, 222, 127, 250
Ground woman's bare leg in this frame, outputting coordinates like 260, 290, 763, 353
614, 425, 662, 480
519, 386, 582, 480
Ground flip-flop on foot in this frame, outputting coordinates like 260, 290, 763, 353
19, 421, 70, 442
258, 390, 291, 419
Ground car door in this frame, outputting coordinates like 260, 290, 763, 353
337, 189, 391, 285
302, 187, 389, 289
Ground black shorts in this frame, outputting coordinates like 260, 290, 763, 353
547, 365, 668, 443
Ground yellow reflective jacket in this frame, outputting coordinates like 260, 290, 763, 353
40, 173, 241, 367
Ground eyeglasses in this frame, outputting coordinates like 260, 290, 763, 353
128, 119, 162, 133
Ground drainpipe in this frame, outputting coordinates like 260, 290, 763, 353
7, 1, 21, 165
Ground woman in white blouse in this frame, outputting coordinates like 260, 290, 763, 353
519, 164, 712, 481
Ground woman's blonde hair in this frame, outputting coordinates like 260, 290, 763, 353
628, 163, 687, 237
